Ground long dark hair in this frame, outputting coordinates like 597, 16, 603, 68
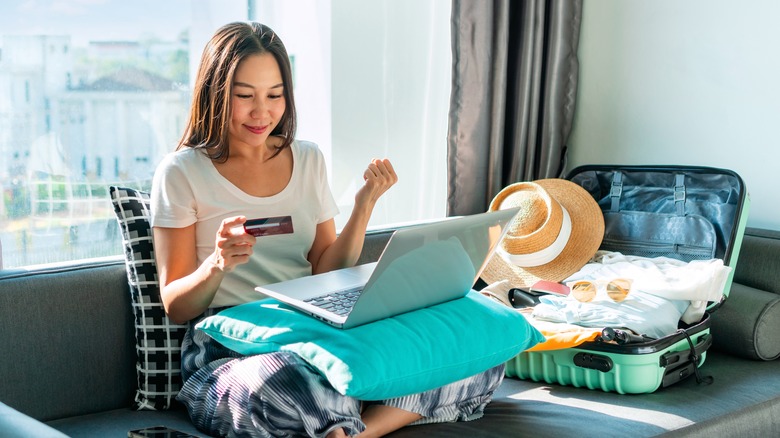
178, 22, 296, 161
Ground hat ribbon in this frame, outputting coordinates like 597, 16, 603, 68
497, 205, 572, 268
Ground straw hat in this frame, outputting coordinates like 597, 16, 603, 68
480, 179, 605, 288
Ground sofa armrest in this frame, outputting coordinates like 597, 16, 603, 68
0, 260, 137, 421
732, 227, 780, 294
712, 227, 780, 360
712, 282, 780, 360
0, 402, 68, 438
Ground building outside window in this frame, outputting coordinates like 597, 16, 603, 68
0, 0, 451, 270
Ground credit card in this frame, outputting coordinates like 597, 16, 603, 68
243, 215, 294, 237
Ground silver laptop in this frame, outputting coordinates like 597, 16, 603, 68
256, 208, 520, 329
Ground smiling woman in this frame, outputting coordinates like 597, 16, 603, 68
0, 0, 452, 269
227, 54, 289, 159
231, 56, 286, 140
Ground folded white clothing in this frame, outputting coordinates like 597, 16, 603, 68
532, 290, 688, 339
564, 251, 731, 324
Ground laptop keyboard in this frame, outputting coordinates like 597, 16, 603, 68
303, 287, 363, 316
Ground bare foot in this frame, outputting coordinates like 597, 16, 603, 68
326, 427, 350, 438
357, 405, 423, 438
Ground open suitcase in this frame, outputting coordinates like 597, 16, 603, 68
505, 165, 750, 394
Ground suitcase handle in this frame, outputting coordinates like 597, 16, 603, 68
573, 353, 613, 373
659, 332, 712, 368
660, 331, 714, 388
661, 361, 697, 388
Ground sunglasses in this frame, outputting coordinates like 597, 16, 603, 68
567, 278, 633, 303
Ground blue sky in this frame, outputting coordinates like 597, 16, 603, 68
0, 0, 192, 45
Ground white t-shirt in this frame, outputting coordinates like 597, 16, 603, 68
150, 140, 340, 307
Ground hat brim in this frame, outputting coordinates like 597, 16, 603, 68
480, 178, 605, 288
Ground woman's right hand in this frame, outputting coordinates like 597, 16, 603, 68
211, 216, 256, 273
154, 216, 258, 323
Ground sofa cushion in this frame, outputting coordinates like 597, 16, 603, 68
196, 291, 544, 400
41, 352, 780, 437
109, 186, 187, 410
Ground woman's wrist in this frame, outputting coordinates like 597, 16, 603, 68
207, 251, 225, 272
351, 200, 375, 223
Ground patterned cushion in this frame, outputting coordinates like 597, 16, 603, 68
109, 186, 187, 410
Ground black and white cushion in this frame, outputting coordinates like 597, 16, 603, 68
109, 186, 187, 410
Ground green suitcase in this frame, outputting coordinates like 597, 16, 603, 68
505, 165, 751, 394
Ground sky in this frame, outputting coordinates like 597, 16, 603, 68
0, 0, 192, 46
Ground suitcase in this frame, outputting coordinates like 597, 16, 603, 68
505, 165, 750, 394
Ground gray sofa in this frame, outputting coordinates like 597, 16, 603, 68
2, 227, 780, 437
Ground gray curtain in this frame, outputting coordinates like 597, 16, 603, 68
447, 0, 583, 216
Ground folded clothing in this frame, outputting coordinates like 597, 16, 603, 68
569, 251, 731, 324
531, 290, 688, 339
521, 315, 602, 351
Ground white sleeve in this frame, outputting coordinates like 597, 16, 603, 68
150, 152, 198, 229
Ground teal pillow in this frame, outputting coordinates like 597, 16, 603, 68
196, 290, 544, 400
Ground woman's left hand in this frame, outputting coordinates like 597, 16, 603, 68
313, 158, 397, 274
355, 158, 398, 209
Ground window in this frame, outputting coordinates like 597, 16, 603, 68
0, 0, 451, 269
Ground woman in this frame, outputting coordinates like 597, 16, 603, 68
151, 21, 503, 437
